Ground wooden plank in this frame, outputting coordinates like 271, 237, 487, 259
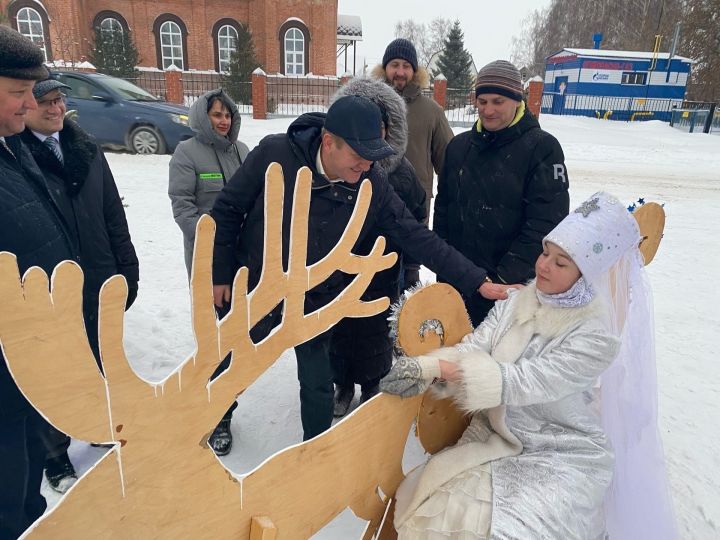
250, 516, 277, 540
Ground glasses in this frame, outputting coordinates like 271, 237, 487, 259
37, 96, 65, 109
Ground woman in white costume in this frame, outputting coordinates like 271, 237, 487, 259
381, 192, 676, 539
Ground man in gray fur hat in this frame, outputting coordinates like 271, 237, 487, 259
0, 25, 76, 539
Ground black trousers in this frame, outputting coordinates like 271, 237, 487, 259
295, 331, 335, 441
0, 411, 47, 540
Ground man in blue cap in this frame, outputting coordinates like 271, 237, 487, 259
211, 95, 516, 440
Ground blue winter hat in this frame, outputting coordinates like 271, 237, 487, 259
324, 95, 395, 162
382, 38, 418, 72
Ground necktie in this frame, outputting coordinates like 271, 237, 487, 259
44, 136, 63, 165
0, 138, 15, 160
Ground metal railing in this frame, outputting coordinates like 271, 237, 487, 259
540, 93, 684, 122
670, 103, 719, 134
266, 75, 340, 117
126, 70, 167, 100
444, 87, 476, 127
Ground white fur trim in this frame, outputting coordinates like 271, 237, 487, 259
455, 351, 503, 413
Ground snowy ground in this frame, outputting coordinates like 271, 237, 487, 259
42, 115, 720, 538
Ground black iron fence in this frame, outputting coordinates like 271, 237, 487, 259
127, 70, 166, 100
266, 75, 340, 117
444, 87, 476, 127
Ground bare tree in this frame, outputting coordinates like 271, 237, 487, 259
394, 17, 452, 68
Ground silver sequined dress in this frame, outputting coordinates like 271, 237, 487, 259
397, 284, 621, 539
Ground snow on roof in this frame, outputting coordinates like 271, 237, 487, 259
337, 14, 362, 41
562, 48, 693, 63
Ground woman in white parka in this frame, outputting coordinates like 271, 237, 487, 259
381, 192, 676, 539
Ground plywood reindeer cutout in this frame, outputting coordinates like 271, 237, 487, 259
0, 177, 666, 539
0, 162, 426, 539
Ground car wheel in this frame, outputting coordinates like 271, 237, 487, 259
129, 126, 166, 155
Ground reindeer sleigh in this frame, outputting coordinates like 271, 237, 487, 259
0, 162, 665, 539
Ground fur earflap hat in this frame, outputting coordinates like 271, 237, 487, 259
0, 25, 49, 80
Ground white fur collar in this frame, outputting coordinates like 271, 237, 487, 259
511, 282, 605, 340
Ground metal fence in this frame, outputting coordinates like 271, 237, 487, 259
266, 75, 340, 117
444, 87, 476, 127
126, 70, 167, 100
540, 93, 684, 122
670, 103, 719, 134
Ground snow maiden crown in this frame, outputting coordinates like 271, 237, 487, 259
544, 192, 641, 284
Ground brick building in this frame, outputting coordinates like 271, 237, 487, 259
2, 0, 343, 76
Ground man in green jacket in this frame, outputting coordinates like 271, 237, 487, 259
372, 38, 454, 285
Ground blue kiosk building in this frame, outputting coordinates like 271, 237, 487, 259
542, 47, 692, 121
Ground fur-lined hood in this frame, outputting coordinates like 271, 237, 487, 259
370, 64, 431, 94
331, 77, 407, 174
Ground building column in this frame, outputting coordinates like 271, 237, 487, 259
433, 75, 447, 109
527, 78, 544, 118
252, 68, 268, 120
165, 67, 184, 104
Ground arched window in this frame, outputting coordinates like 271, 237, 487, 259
92, 11, 130, 35
15, 6, 48, 61
217, 25, 238, 73
278, 21, 310, 76
153, 15, 188, 70
284, 28, 304, 75
100, 17, 123, 35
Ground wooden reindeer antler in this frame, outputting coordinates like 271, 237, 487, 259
0, 162, 401, 538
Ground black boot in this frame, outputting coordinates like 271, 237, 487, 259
360, 382, 380, 404
333, 384, 354, 417
209, 417, 233, 456
45, 451, 78, 493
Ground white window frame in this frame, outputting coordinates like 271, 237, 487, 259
284, 27, 305, 75
100, 17, 123, 36
159, 20, 184, 70
217, 25, 238, 73
16, 7, 47, 61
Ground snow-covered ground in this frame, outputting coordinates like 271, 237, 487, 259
43, 115, 720, 538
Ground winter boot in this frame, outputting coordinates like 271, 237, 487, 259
209, 417, 233, 456
45, 451, 78, 493
333, 384, 355, 417
360, 382, 380, 404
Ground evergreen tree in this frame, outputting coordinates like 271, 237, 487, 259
90, 27, 139, 79
435, 21, 474, 90
223, 24, 261, 105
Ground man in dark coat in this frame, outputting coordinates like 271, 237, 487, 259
20, 77, 139, 494
212, 95, 514, 441
434, 60, 570, 326
328, 77, 427, 416
0, 26, 76, 540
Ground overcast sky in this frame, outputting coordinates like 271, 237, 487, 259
336, 0, 551, 74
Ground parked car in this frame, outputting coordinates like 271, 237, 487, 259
52, 71, 194, 154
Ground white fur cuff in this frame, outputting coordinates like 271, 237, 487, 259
455, 351, 503, 412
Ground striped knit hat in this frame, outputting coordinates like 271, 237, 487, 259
474, 60, 523, 101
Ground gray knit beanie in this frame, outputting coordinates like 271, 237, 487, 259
0, 25, 49, 80
382, 38, 418, 72
475, 60, 523, 101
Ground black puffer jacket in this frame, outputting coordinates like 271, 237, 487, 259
434, 107, 569, 323
329, 77, 427, 384
21, 121, 139, 358
0, 136, 75, 418
212, 113, 485, 339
